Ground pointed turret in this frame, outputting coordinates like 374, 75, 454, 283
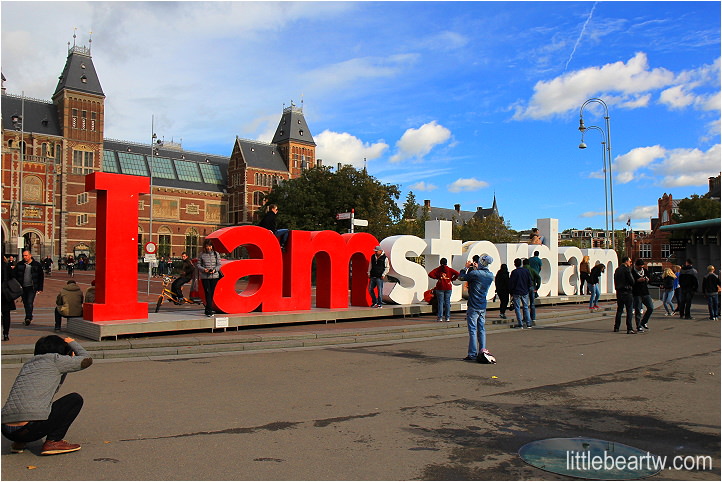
53, 42, 104, 98
271, 101, 316, 177
271, 102, 315, 146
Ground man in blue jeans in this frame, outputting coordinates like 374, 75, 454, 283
367, 246, 389, 307
458, 255, 494, 361
509, 258, 532, 328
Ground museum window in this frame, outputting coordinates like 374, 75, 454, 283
158, 233, 171, 258
639, 244, 651, 259
185, 229, 199, 258
661, 244, 671, 259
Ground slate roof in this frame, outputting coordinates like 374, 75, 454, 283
271, 104, 315, 146
415, 197, 500, 225
235, 138, 289, 171
1, 94, 62, 137
53, 45, 104, 98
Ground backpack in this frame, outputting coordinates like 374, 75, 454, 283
477, 348, 497, 364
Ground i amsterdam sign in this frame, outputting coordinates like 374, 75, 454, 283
82, 172, 619, 322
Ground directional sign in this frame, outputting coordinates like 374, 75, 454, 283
353, 219, 368, 226
336, 212, 352, 220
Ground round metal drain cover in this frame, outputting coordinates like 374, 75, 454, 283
519, 437, 662, 480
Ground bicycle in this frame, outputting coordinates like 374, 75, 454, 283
155, 275, 202, 313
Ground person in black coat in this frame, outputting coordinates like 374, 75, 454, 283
613, 256, 636, 333
2, 256, 17, 341
13, 250, 44, 326
258, 204, 289, 248
171, 252, 196, 301
494, 264, 510, 319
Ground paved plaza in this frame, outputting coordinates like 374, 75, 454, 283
1, 282, 719, 480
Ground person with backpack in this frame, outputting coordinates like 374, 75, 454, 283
197, 239, 222, 317
702, 265, 720, 321
428, 258, 459, 322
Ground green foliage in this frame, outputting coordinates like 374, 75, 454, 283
454, 214, 518, 243
261, 165, 401, 238
675, 195, 721, 223
401, 191, 418, 220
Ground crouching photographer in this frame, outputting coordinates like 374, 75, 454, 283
1, 335, 93, 455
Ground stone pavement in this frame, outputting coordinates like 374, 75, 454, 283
1, 292, 719, 480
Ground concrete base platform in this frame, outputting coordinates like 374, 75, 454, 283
68, 293, 616, 341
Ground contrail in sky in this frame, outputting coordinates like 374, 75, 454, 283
564, 1, 598, 72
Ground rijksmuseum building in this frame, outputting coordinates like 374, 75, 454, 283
1, 41, 317, 260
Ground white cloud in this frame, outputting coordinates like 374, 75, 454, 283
409, 181, 438, 191
314, 130, 388, 169
580, 211, 607, 218
515, 52, 675, 119
302, 54, 419, 93
448, 178, 489, 193
389, 121, 452, 162
659, 85, 697, 109
613, 145, 666, 184
611, 143, 720, 187
616, 205, 657, 226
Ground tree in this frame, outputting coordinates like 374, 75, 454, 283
401, 191, 418, 220
261, 165, 401, 238
675, 195, 721, 223
455, 214, 518, 243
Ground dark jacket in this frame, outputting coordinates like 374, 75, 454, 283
368, 252, 389, 278
702, 272, 720, 296
614, 265, 634, 294
662, 274, 675, 291
494, 268, 510, 295
258, 211, 278, 233
678, 265, 699, 292
509, 267, 532, 295
428, 265, 459, 291
632, 267, 650, 297
13, 259, 44, 292
589, 264, 604, 285
179, 257, 195, 279
1, 260, 16, 312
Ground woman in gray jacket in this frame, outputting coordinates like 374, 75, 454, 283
1, 335, 92, 455
197, 239, 222, 317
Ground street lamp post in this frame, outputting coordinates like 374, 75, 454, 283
147, 115, 163, 294
11, 92, 26, 253
578, 98, 615, 250
578, 125, 609, 248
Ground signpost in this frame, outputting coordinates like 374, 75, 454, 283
144, 242, 158, 294
337, 209, 368, 233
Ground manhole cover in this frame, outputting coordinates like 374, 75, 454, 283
519, 437, 662, 480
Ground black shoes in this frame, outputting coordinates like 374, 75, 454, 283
23, 318, 31, 326
613, 328, 619, 332
627, 329, 637, 334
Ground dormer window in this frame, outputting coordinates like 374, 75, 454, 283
80, 74, 88, 83
299, 129, 304, 136
80, 62, 86, 69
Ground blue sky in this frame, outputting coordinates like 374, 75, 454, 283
2, 1, 720, 232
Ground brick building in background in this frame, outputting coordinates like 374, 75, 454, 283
1, 38, 315, 260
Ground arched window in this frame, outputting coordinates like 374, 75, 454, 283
158, 226, 172, 257
185, 228, 199, 258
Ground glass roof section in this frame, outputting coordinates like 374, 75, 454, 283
102, 150, 120, 173
199, 163, 224, 184
149, 156, 176, 180
174, 159, 203, 182
117, 151, 148, 177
